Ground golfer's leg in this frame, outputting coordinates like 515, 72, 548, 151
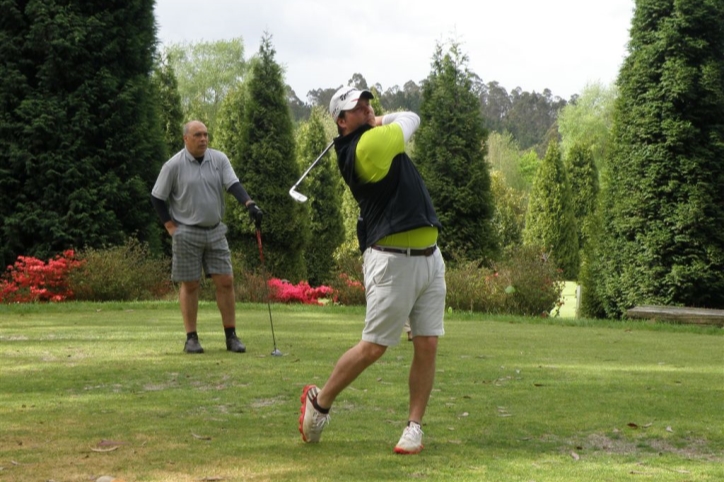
408, 335, 438, 423
180, 281, 200, 333
317, 341, 387, 408
211, 274, 235, 327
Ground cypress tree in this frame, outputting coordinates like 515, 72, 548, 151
415, 42, 497, 263
0, 0, 166, 267
298, 107, 344, 286
597, 0, 724, 316
225, 34, 308, 281
523, 141, 580, 279
565, 143, 599, 251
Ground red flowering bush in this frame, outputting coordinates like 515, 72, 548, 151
267, 278, 335, 305
0, 250, 85, 303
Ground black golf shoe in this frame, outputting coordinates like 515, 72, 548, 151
184, 337, 204, 354
226, 335, 246, 353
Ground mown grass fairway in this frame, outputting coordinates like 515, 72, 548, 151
1, 302, 722, 481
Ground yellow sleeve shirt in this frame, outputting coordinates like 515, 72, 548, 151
354, 123, 438, 248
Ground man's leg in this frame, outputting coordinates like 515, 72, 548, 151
180, 280, 200, 333
211, 273, 245, 352
180, 280, 204, 353
211, 274, 235, 327
300, 340, 387, 443
316, 340, 387, 408
407, 335, 438, 423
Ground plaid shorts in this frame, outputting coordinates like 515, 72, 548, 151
171, 223, 232, 282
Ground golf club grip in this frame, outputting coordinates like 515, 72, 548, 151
291, 140, 335, 189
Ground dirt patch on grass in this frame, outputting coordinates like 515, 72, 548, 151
581, 433, 722, 461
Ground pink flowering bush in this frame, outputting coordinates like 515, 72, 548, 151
0, 250, 84, 303
267, 278, 335, 305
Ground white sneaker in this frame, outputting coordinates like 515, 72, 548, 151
299, 384, 330, 443
394, 422, 424, 454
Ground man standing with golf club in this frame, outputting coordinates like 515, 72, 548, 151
152, 120, 263, 354
298, 87, 445, 454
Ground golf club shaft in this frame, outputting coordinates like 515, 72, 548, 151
290, 140, 335, 191
255, 228, 279, 351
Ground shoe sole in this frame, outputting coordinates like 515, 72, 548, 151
394, 444, 423, 455
298, 384, 317, 443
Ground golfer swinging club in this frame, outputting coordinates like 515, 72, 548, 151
299, 87, 446, 454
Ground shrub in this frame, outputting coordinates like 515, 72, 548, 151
445, 245, 563, 316
0, 250, 84, 303
445, 259, 496, 312
327, 252, 366, 306
492, 245, 564, 316
68, 238, 172, 301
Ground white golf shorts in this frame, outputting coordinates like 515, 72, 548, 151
361, 246, 446, 346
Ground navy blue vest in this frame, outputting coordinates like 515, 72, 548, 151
335, 124, 441, 252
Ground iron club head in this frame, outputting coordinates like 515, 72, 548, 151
289, 187, 308, 203
271, 348, 283, 357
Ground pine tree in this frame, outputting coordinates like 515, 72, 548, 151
0, 0, 166, 267
298, 108, 344, 286
596, 0, 724, 316
415, 42, 498, 263
565, 143, 599, 251
523, 141, 580, 279
224, 34, 308, 281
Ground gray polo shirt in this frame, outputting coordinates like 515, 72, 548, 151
152, 147, 239, 227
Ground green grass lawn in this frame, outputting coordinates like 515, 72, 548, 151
1, 302, 722, 481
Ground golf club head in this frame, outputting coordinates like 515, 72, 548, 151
271, 348, 283, 357
289, 187, 308, 203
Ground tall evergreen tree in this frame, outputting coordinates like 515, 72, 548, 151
151, 52, 184, 158
565, 143, 599, 252
415, 41, 497, 263
523, 141, 580, 279
298, 108, 344, 286
225, 34, 308, 281
596, 0, 724, 316
0, 0, 166, 267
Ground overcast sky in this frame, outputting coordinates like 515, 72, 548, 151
154, 0, 634, 102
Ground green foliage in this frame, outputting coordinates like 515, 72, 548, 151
416, 41, 498, 263
523, 141, 580, 279
578, 206, 607, 319
225, 34, 308, 282
164, 38, 246, 134
565, 143, 599, 251
0, 0, 167, 267
445, 245, 564, 315
558, 81, 616, 171
68, 238, 172, 301
298, 108, 344, 286
151, 52, 184, 158
490, 171, 527, 252
596, 0, 724, 316
518, 150, 541, 188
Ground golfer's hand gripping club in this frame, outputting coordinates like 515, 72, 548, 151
247, 202, 263, 229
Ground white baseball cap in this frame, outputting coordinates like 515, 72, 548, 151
329, 86, 374, 121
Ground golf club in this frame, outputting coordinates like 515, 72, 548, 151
255, 225, 282, 357
288, 140, 335, 203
